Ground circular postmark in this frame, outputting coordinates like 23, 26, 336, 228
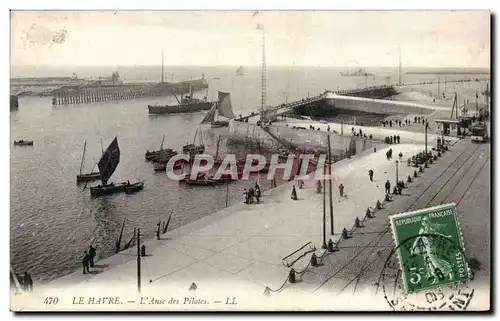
378, 233, 474, 311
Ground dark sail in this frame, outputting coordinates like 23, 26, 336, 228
98, 137, 120, 185
217, 91, 235, 119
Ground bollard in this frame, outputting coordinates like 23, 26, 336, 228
366, 208, 373, 218
264, 286, 271, 296
407, 175, 412, 183
445, 145, 449, 151
288, 269, 296, 283
392, 186, 398, 195
414, 170, 418, 178
385, 194, 391, 202
429, 158, 433, 164
310, 253, 318, 267
189, 282, 197, 291
342, 227, 349, 239
374, 147, 377, 152
433, 155, 437, 161
425, 161, 429, 168
355, 217, 362, 228
327, 239, 335, 252
419, 166, 423, 173
141, 244, 146, 257
376, 200, 383, 209
438, 151, 441, 157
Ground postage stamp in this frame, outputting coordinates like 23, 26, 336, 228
389, 203, 470, 294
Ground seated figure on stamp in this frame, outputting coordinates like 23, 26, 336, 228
410, 217, 454, 283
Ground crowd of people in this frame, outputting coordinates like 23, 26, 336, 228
243, 183, 262, 204
82, 245, 97, 274
382, 116, 429, 128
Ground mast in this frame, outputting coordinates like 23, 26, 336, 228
161, 50, 164, 84
160, 134, 165, 150
137, 228, 141, 294
398, 45, 402, 85
258, 24, 266, 121
79, 141, 87, 175
215, 135, 221, 160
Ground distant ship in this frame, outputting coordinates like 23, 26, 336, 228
236, 66, 245, 76
340, 68, 375, 77
148, 86, 212, 115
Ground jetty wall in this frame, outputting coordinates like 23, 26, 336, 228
49, 78, 208, 105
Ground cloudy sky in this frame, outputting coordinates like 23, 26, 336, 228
10, 10, 490, 68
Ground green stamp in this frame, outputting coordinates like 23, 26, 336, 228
389, 203, 470, 294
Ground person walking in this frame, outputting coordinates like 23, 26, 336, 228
82, 251, 90, 274
385, 180, 391, 195
156, 222, 161, 240
291, 185, 298, 200
23, 272, 33, 292
89, 245, 97, 268
339, 183, 345, 197
243, 189, 249, 204
368, 169, 374, 182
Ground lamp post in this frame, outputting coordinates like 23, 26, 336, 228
395, 160, 399, 186
137, 228, 141, 294
425, 121, 428, 155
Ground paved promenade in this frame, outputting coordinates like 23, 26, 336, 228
11, 134, 489, 311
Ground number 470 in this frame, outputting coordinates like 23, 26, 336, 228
43, 297, 59, 305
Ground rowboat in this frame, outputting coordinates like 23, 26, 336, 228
125, 182, 144, 194
14, 140, 33, 146
76, 140, 100, 182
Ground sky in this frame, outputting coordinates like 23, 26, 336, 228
10, 10, 491, 68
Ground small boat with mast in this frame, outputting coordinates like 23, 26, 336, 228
77, 140, 100, 182
199, 91, 235, 128
90, 137, 144, 196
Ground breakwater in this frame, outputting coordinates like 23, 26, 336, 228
51, 78, 208, 105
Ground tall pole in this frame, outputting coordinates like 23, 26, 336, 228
161, 50, 164, 84
137, 228, 141, 294
322, 160, 327, 249
258, 25, 267, 122
398, 45, 402, 85
425, 121, 428, 155
327, 135, 334, 235
395, 161, 399, 186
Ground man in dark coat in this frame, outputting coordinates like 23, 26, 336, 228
82, 251, 90, 274
385, 180, 391, 195
368, 169, 374, 182
339, 183, 345, 197
23, 272, 33, 292
291, 185, 298, 200
89, 245, 97, 268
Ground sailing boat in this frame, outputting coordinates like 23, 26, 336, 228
182, 127, 205, 155
76, 141, 100, 182
200, 91, 235, 128
90, 137, 144, 196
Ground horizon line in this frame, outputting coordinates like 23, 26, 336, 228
11, 64, 491, 70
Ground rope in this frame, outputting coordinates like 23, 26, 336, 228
266, 275, 289, 293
